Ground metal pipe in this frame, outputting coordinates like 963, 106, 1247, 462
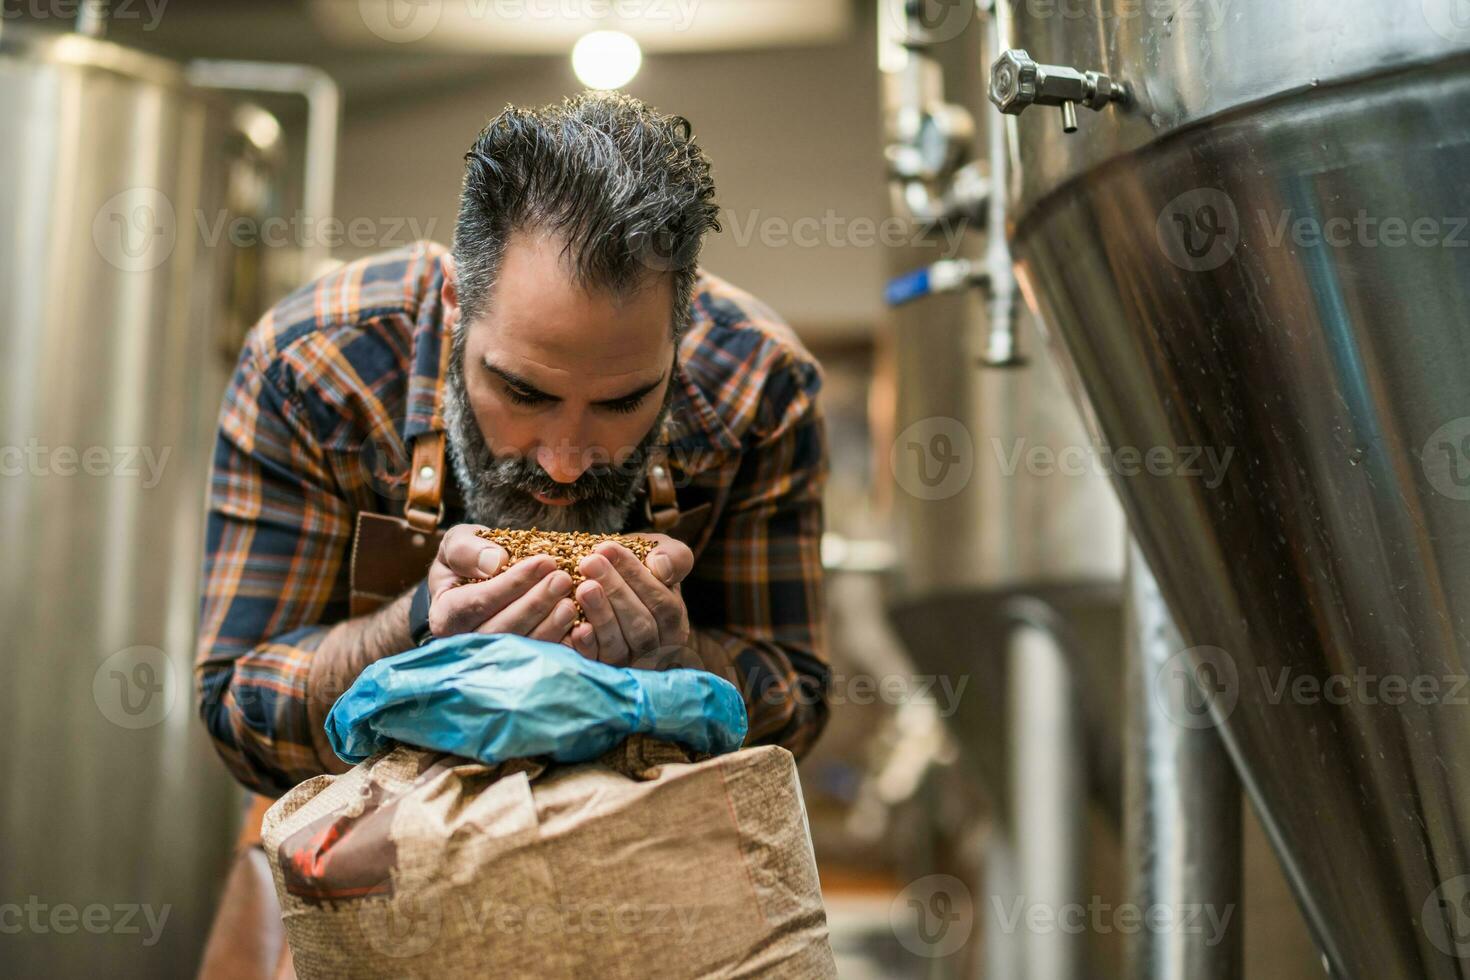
879, 0, 980, 226
982, 831, 1025, 980
976, 4, 1022, 367
1009, 622, 1086, 980
1123, 540, 1242, 980
184, 60, 340, 278
75, 0, 108, 37
880, 0, 1023, 367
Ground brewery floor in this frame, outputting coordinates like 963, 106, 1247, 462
826, 892, 933, 979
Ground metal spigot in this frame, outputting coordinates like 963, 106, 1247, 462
883, 258, 1025, 368
989, 49, 1128, 133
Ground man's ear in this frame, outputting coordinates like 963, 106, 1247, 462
440, 252, 460, 329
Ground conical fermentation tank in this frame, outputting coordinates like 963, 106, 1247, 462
988, 2, 1470, 977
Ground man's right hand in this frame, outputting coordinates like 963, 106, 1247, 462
426, 524, 577, 641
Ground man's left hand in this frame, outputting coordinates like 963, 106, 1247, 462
567, 534, 694, 667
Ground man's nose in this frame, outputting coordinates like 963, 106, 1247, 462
535, 439, 591, 485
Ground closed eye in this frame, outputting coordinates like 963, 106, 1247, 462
503, 384, 552, 407
483, 358, 664, 413
597, 393, 647, 415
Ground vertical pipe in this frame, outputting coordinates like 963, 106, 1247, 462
1009, 623, 1086, 980
1124, 540, 1242, 980
977, 6, 1022, 367
184, 61, 340, 279
75, 0, 108, 37
982, 832, 1024, 980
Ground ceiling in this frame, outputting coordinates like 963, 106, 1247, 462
79, 0, 855, 100
315, 0, 852, 53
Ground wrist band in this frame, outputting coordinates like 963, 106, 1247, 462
408, 578, 434, 647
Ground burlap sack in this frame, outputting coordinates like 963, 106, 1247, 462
261, 737, 836, 979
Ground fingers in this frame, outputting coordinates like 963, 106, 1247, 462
593, 542, 678, 610
579, 551, 662, 656
477, 569, 574, 636
567, 621, 599, 660
625, 534, 694, 586
591, 543, 688, 645
430, 524, 506, 596
428, 528, 691, 658
577, 578, 630, 667
528, 598, 579, 643
428, 555, 556, 637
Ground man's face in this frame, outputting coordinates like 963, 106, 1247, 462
442, 228, 677, 532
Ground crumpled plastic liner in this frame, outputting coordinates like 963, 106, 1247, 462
326, 633, 748, 765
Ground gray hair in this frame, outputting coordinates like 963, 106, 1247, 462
451, 91, 721, 336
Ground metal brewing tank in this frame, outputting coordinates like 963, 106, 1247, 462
0, 27, 258, 976
991, 3, 1470, 977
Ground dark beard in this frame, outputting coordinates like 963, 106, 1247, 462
442, 333, 672, 534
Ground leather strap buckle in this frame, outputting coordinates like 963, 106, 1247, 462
404, 432, 447, 532
644, 457, 679, 533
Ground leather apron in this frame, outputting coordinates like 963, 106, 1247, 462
349, 431, 713, 616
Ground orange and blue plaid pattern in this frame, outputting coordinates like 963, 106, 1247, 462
196, 242, 830, 795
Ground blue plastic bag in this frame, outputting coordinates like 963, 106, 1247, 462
325, 633, 748, 766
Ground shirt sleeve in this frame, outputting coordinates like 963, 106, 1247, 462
195, 327, 355, 797
681, 353, 831, 759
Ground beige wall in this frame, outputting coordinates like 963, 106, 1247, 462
332, 26, 886, 340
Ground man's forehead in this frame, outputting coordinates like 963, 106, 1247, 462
476, 228, 674, 377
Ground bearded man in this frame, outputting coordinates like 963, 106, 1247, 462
194, 93, 830, 795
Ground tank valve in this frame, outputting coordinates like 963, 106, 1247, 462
989, 49, 1128, 133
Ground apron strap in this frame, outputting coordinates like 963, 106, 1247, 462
644, 458, 680, 532
404, 432, 447, 532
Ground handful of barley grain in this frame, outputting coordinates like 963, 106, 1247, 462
458, 527, 657, 624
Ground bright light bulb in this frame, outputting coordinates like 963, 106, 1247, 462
572, 31, 642, 90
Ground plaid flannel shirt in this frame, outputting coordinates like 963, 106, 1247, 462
196, 242, 830, 796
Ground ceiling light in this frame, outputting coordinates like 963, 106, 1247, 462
572, 31, 642, 90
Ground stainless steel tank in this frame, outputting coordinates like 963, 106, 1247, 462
990, 3, 1470, 977
0, 26, 302, 976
